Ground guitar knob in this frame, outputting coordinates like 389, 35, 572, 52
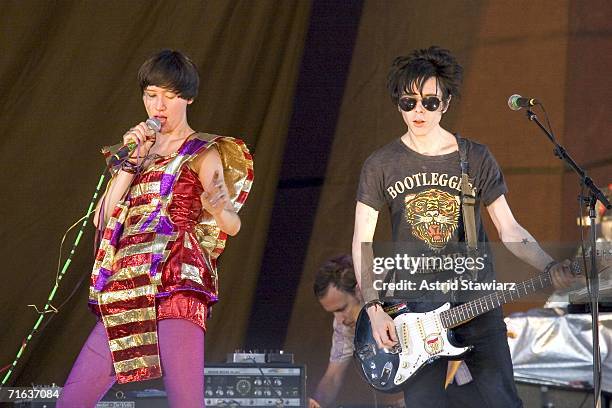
396, 375, 403, 381
401, 361, 408, 368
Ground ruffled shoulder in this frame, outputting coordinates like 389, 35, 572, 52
192, 133, 254, 212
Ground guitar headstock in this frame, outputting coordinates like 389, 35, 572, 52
570, 258, 611, 277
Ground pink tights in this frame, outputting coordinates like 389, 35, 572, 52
57, 319, 204, 408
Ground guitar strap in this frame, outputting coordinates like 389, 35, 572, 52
452, 135, 475, 386
455, 134, 480, 285
456, 134, 478, 254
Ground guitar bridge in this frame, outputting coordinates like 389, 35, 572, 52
383, 343, 401, 354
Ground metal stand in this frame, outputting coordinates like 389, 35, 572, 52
526, 109, 611, 408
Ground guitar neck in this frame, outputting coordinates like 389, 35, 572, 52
440, 270, 553, 329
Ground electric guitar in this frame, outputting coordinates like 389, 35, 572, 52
353, 264, 579, 393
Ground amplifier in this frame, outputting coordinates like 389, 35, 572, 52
204, 363, 306, 407
17, 364, 305, 408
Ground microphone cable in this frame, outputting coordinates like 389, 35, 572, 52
1, 168, 110, 386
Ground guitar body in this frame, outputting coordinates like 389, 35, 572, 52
354, 263, 577, 392
354, 302, 472, 393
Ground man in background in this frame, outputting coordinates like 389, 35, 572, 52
309, 255, 362, 408
309, 255, 404, 408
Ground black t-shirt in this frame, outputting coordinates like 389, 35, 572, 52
357, 135, 507, 300
358, 136, 506, 245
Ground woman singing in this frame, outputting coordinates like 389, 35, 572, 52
58, 49, 253, 407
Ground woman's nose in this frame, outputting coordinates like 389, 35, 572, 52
154, 97, 166, 111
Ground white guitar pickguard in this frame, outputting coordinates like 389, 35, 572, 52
393, 303, 470, 385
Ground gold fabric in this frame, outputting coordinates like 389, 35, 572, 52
97, 285, 156, 306
128, 183, 162, 200
104, 307, 157, 328
181, 263, 203, 285
108, 332, 158, 352
106, 264, 151, 285
114, 355, 161, 374
114, 242, 158, 261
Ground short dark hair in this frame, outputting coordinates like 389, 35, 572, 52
313, 255, 357, 299
137, 49, 200, 99
387, 46, 463, 106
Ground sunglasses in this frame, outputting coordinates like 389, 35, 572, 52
399, 96, 443, 112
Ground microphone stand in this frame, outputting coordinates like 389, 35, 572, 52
525, 108, 612, 408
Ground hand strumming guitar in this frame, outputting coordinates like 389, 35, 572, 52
367, 303, 398, 349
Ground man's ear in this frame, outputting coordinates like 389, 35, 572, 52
442, 94, 452, 113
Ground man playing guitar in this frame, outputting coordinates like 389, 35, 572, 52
352, 46, 575, 407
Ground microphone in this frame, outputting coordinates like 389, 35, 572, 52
110, 117, 161, 165
507, 94, 539, 111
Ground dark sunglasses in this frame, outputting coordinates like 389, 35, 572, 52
399, 96, 442, 112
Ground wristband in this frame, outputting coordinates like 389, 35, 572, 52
364, 299, 384, 311
544, 260, 558, 274
120, 160, 142, 174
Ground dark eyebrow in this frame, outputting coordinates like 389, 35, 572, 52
403, 92, 439, 98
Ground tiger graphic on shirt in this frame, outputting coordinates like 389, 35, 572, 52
404, 189, 460, 250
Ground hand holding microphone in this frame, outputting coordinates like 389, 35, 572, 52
111, 117, 161, 166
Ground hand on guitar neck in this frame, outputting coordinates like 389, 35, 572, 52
549, 259, 578, 290
367, 304, 399, 349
